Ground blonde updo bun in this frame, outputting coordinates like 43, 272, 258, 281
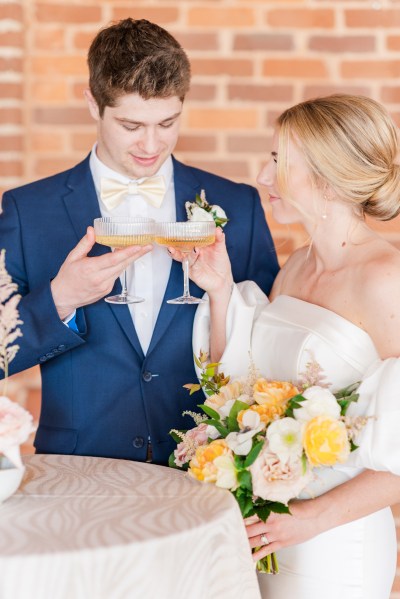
277, 94, 400, 221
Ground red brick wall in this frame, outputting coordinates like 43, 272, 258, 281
1, 2, 400, 594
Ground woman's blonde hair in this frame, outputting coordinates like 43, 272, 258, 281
276, 94, 400, 221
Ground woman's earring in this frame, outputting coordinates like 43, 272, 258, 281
321, 192, 329, 219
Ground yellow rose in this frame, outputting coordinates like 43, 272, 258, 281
303, 416, 350, 467
252, 378, 299, 418
189, 439, 231, 483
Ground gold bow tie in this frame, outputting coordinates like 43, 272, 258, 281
100, 176, 166, 210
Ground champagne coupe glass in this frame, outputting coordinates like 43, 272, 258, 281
155, 221, 216, 304
94, 216, 155, 304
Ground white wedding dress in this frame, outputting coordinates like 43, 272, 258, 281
193, 282, 398, 599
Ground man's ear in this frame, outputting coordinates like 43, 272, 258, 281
84, 89, 101, 121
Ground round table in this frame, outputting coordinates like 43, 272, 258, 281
0, 454, 261, 599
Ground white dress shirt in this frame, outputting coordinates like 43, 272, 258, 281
90, 145, 175, 354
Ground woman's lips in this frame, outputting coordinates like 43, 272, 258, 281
268, 195, 280, 203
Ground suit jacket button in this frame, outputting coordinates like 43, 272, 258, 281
142, 371, 152, 382
132, 436, 144, 448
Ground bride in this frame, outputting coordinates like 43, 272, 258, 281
170, 94, 400, 598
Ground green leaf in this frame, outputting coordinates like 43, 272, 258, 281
206, 419, 229, 437
194, 354, 203, 369
168, 452, 180, 469
268, 502, 291, 515
198, 404, 220, 420
243, 440, 264, 468
334, 381, 360, 400
237, 469, 252, 492
183, 383, 201, 395
227, 400, 250, 432
350, 439, 359, 452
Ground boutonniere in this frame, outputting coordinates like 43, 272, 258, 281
185, 190, 228, 228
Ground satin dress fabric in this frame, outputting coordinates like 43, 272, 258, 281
193, 282, 398, 599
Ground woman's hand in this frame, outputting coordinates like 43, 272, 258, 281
168, 227, 233, 298
245, 499, 324, 561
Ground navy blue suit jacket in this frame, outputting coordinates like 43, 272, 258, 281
0, 155, 279, 464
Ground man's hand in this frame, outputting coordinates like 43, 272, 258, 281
51, 226, 153, 320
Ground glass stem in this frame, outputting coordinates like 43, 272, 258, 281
121, 269, 128, 298
182, 253, 191, 299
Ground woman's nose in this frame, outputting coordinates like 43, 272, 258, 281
256, 160, 274, 187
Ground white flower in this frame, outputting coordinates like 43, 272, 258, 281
185, 202, 215, 223
226, 410, 264, 456
266, 417, 303, 464
294, 385, 341, 423
214, 454, 238, 489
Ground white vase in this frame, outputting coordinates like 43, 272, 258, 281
0, 455, 25, 503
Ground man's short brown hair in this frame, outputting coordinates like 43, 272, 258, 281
88, 18, 191, 116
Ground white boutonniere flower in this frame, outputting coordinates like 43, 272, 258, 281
185, 189, 228, 228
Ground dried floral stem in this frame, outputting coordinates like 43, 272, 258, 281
0, 249, 22, 394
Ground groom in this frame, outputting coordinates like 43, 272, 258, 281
0, 18, 279, 464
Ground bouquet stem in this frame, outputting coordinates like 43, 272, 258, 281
256, 551, 279, 574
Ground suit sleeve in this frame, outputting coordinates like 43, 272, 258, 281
0, 192, 86, 378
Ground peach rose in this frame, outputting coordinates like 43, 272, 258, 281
303, 416, 350, 467
251, 379, 299, 421
250, 444, 312, 505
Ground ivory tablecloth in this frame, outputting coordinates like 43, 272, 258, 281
0, 454, 261, 599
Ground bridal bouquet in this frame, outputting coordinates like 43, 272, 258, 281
169, 352, 366, 574
0, 249, 35, 470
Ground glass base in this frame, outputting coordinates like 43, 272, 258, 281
167, 295, 207, 305
105, 294, 144, 304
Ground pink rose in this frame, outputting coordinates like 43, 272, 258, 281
174, 423, 217, 467
0, 396, 35, 467
250, 443, 313, 505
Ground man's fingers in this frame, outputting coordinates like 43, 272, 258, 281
67, 227, 96, 262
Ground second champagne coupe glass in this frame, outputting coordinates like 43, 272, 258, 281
94, 216, 155, 304
155, 221, 216, 304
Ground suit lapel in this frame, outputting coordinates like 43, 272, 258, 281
147, 158, 203, 355
61, 156, 145, 359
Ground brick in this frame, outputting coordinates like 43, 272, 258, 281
188, 109, 257, 129
267, 9, 334, 28
187, 84, 217, 102
309, 35, 375, 53
381, 87, 400, 103
263, 59, 327, 78
266, 110, 283, 127
35, 4, 102, 23
234, 33, 293, 51
72, 82, 88, 100
31, 81, 69, 102
227, 136, 270, 154
30, 132, 65, 152
188, 7, 255, 27
34, 107, 93, 126
303, 85, 371, 99
187, 160, 249, 179
71, 132, 97, 152
33, 27, 66, 51
174, 32, 219, 51
342, 61, 400, 79
35, 158, 80, 177
175, 135, 216, 153
0, 160, 23, 177
191, 59, 253, 76
31, 56, 88, 77
0, 31, 24, 47
0, 57, 23, 72
228, 84, 293, 103
112, 7, 179, 23
387, 36, 400, 51
0, 82, 23, 100
346, 9, 400, 28
0, 107, 22, 125
0, 135, 23, 152
73, 30, 98, 51
0, 3, 23, 20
